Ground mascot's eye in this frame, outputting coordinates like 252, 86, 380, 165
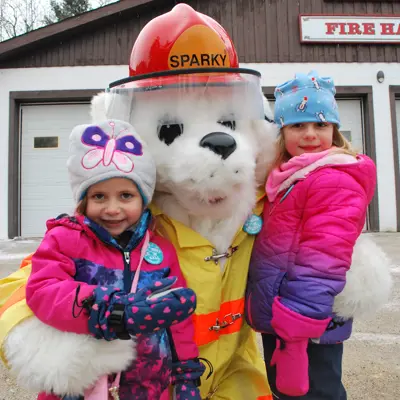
218, 120, 236, 131
158, 123, 184, 146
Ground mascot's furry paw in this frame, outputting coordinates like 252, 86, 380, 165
4, 316, 136, 396
333, 234, 393, 320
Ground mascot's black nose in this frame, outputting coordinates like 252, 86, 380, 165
200, 132, 237, 160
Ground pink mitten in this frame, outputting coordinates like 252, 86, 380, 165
271, 297, 331, 396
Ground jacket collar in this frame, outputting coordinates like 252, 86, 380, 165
47, 210, 152, 251
149, 190, 265, 249
82, 209, 152, 251
266, 151, 359, 202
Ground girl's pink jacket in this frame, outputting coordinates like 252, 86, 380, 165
25, 214, 198, 399
246, 151, 376, 344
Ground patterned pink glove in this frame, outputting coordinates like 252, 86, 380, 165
271, 297, 331, 396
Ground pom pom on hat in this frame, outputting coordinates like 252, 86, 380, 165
67, 119, 156, 206
274, 70, 341, 129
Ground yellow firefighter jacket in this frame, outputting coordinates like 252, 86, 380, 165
150, 195, 272, 400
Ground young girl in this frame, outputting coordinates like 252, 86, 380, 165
246, 71, 377, 399
25, 120, 205, 400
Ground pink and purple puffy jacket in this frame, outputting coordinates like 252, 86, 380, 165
26, 214, 198, 400
246, 151, 376, 344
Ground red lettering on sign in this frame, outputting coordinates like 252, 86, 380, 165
338, 23, 347, 35
348, 23, 362, 35
362, 23, 375, 35
381, 23, 395, 35
325, 23, 339, 35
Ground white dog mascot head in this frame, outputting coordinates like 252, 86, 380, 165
91, 3, 277, 251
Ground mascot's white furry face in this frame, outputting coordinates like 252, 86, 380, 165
92, 84, 277, 251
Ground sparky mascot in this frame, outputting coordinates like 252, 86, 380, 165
91, 4, 277, 398
0, 4, 276, 400
0, 4, 392, 400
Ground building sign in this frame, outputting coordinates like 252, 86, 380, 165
300, 15, 400, 43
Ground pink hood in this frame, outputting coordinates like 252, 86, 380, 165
266, 151, 375, 203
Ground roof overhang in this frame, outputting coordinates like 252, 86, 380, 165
0, 0, 165, 62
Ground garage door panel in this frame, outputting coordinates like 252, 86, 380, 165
21, 104, 90, 237
335, 99, 364, 153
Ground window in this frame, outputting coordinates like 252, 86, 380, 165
34, 136, 59, 148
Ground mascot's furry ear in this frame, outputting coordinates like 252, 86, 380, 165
90, 92, 132, 123
90, 92, 108, 123
252, 96, 279, 187
333, 234, 393, 320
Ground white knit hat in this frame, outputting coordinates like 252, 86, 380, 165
67, 119, 156, 206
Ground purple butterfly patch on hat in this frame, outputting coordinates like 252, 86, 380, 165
80, 121, 143, 173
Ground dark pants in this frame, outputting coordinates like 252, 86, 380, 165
262, 334, 347, 400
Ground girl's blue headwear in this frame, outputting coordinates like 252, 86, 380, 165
274, 70, 341, 129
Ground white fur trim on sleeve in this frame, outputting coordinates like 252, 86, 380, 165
4, 316, 136, 396
333, 234, 393, 320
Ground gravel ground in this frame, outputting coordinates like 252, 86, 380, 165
0, 370, 36, 400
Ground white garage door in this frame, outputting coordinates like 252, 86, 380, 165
21, 103, 91, 237
336, 99, 364, 153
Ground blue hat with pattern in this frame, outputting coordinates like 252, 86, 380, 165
274, 70, 341, 129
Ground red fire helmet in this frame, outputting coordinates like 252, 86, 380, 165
109, 3, 260, 90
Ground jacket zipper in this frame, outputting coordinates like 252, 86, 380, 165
269, 183, 296, 216
122, 250, 131, 292
88, 224, 134, 292
124, 251, 130, 265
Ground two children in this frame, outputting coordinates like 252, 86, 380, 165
246, 71, 377, 400
26, 120, 204, 400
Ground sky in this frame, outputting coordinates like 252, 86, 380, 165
40, 0, 119, 14
0, 0, 118, 41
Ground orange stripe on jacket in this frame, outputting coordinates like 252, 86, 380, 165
0, 285, 27, 318
20, 254, 33, 269
0, 254, 32, 317
193, 298, 244, 346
